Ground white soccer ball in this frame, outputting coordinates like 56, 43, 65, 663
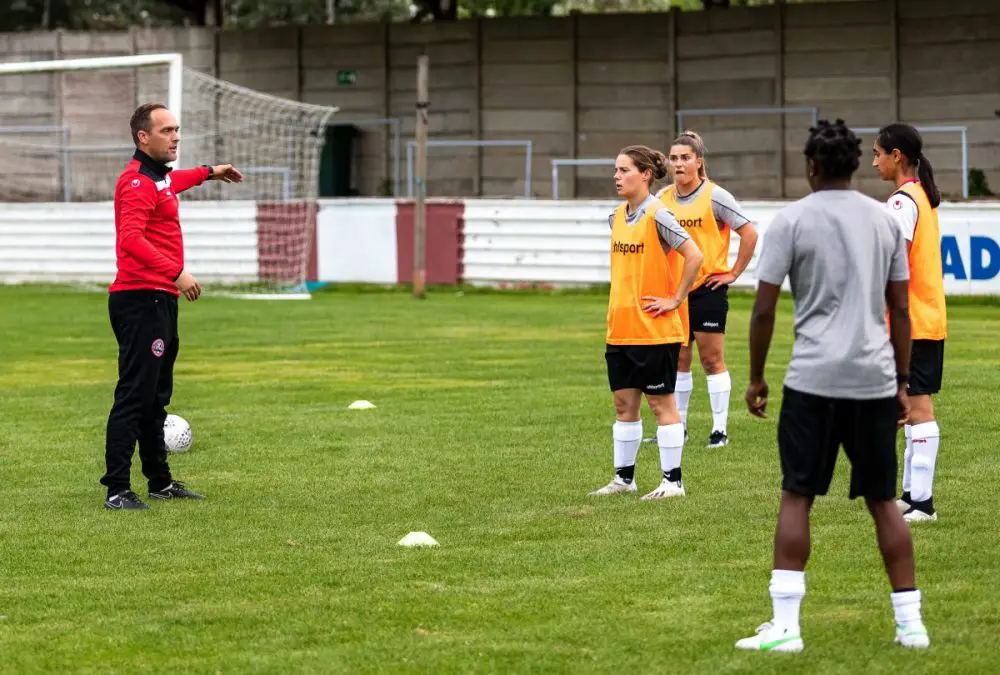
164, 414, 193, 453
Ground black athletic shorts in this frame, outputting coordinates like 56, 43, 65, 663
688, 283, 729, 337
909, 339, 944, 396
606, 343, 681, 396
778, 386, 899, 501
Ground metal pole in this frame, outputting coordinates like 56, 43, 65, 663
392, 119, 400, 197
62, 126, 71, 202
961, 127, 968, 199
552, 160, 559, 200
407, 142, 414, 198
413, 54, 429, 299
524, 140, 533, 199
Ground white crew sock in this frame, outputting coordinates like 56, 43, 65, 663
910, 421, 940, 502
675, 371, 693, 429
706, 371, 732, 434
612, 420, 643, 481
656, 423, 685, 480
902, 424, 913, 494
770, 569, 806, 633
891, 589, 924, 628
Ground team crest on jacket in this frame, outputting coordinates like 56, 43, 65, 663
131, 178, 141, 188
151, 338, 165, 357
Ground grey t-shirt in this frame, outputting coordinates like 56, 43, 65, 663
755, 189, 910, 400
608, 194, 690, 254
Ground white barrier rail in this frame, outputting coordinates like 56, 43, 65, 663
463, 199, 1000, 295
0, 202, 258, 283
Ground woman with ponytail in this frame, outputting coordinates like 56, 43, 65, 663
873, 123, 947, 523
654, 131, 758, 450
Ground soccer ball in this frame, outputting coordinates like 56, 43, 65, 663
164, 414, 193, 453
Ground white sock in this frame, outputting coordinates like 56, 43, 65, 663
675, 371, 693, 429
769, 569, 806, 633
891, 589, 923, 627
706, 371, 732, 434
656, 423, 684, 480
910, 421, 940, 502
902, 424, 913, 494
612, 420, 642, 480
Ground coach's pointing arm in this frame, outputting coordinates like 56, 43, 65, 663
171, 164, 244, 194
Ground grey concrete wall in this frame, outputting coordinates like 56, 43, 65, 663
1, 0, 998, 201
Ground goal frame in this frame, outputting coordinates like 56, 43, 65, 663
0, 52, 185, 166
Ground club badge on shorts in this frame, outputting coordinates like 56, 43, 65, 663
151, 338, 165, 357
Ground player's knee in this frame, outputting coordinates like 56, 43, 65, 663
908, 395, 934, 423
613, 396, 640, 421
701, 353, 726, 374
678, 347, 693, 371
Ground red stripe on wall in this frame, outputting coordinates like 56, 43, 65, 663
256, 201, 318, 285
395, 200, 465, 285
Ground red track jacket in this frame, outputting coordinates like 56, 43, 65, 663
110, 150, 210, 295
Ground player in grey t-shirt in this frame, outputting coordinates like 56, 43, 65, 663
735, 120, 930, 653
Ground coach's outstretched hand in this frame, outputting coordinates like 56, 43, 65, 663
746, 378, 769, 418
210, 164, 244, 183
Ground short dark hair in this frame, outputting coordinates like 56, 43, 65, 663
804, 118, 861, 182
130, 103, 167, 146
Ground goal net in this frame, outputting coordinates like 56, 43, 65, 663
0, 53, 336, 298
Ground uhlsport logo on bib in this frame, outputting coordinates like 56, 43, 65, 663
612, 240, 645, 255
151, 338, 165, 357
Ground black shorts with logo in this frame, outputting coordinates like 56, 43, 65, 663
778, 386, 899, 501
606, 343, 681, 396
688, 283, 729, 337
909, 339, 944, 396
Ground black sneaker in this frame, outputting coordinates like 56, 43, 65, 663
903, 497, 937, 522
896, 491, 912, 514
105, 490, 150, 510
149, 481, 205, 501
707, 430, 729, 448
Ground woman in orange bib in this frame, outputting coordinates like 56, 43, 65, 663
590, 145, 703, 501
873, 123, 947, 523
656, 131, 758, 449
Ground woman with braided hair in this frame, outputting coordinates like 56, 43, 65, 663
736, 119, 929, 652
873, 123, 947, 523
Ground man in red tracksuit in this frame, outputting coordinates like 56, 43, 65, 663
103, 102, 243, 510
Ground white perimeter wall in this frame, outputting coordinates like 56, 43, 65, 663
464, 200, 1000, 295
1, 199, 998, 295
0, 201, 258, 283
314, 199, 397, 284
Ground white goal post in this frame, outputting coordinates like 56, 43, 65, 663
0, 53, 185, 165
0, 52, 339, 298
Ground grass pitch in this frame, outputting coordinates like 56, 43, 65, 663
0, 285, 998, 673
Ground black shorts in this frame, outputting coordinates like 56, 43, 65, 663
606, 343, 681, 396
910, 340, 944, 396
778, 386, 899, 501
688, 284, 729, 337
